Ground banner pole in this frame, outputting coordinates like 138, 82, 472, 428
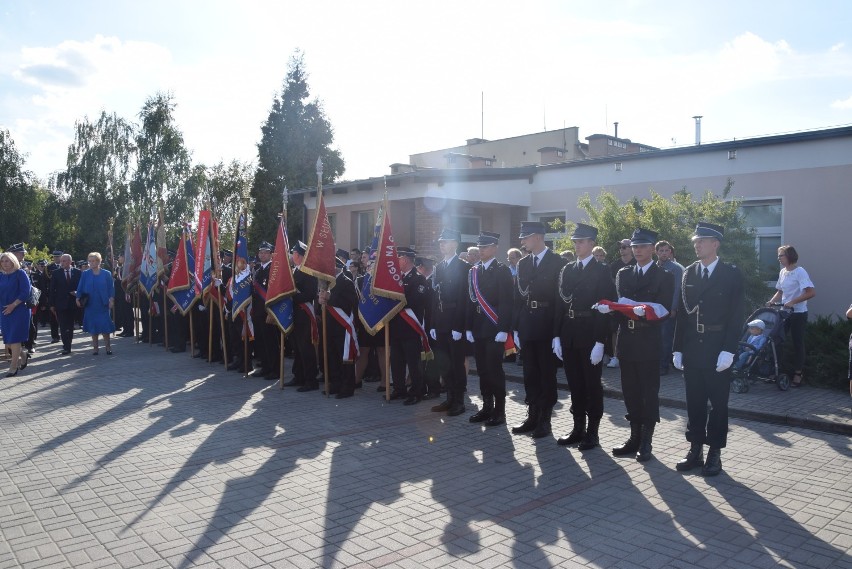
189, 309, 195, 359
243, 316, 249, 378
322, 300, 329, 397
207, 298, 214, 362
279, 334, 285, 390
163, 285, 169, 352
384, 327, 390, 402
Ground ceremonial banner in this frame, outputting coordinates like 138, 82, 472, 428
168, 224, 199, 315
265, 216, 297, 334
370, 195, 406, 302
139, 222, 158, 298
301, 187, 337, 288
194, 210, 214, 299
230, 209, 252, 318
121, 223, 135, 291
209, 216, 223, 306
129, 224, 143, 287
155, 209, 168, 280
597, 297, 669, 320
357, 205, 406, 335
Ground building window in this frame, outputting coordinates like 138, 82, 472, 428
450, 215, 481, 243
356, 210, 374, 251
728, 149, 737, 160
739, 200, 782, 282
536, 212, 567, 240
327, 213, 337, 237
614, 162, 623, 171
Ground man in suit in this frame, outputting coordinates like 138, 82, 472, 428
318, 256, 359, 398
673, 222, 744, 477
553, 223, 617, 448
283, 241, 320, 392
603, 228, 674, 461
389, 247, 430, 405
465, 232, 514, 426
46, 250, 63, 342
511, 221, 569, 438
49, 254, 81, 354
429, 228, 471, 417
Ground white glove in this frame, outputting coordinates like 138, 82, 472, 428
429, 329, 437, 341
198, 305, 207, 312
513, 331, 521, 350
594, 303, 611, 314
465, 331, 474, 343
673, 352, 683, 370
633, 305, 645, 317
214, 278, 223, 287
590, 342, 604, 365
494, 331, 508, 343
716, 351, 734, 372
451, 330, 462, 341
551, 337, 563, 361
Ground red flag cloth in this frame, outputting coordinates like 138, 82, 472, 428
370, 198, 406, 302
301, 189, 337, 288
598, 298, 669, 321
194, 210, 213, 297
266, 217, 297, 304
125, 224, 143, 289
168, 225, 192, 293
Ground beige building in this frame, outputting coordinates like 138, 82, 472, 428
310, 126, 852, 317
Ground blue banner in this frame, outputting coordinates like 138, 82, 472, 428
266, 296, 294, 334
139, 223, 158, 298
170, 229, 199, 315
357, 215, 404, 335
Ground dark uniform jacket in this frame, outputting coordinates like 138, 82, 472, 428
390, 268, 429, 341
252, 262, 271, 320
292, 267, 319, 324
466, 260, 514, 340
326, 272, 358, 335
614, 263, 675, 361
513, 249, 568, 342
553, 257, 617, 349
49, 267, 81, 311
430, 256, 471, 333
674, 260, 744, 369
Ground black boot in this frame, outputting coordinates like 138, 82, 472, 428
612, 422, 641, 456
531, 406, 553, 439
485, 397, 506, 426
676, 443, 704, 472
701, 448, 722, 476
557, 414, 586, 446
511, 404, 539, 434
469, 396, 494, 423
636, 423, 655, 462
578, 416, 601, 450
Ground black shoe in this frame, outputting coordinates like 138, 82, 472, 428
264, 374, 279, 381
363, 376, 380, 383
60, 349, 71, 355
227, 361, 244, 371
612, 423, 641, 456
169, 347, 186, 353
431, 400, 451, 412
676, 444, 705, 472
19, 357, 28, 369
577, 417, 600, 450
511, 405, 540, 434
388, 390, 406, 401
376, 385, 386, 393
282, 379, 301, 387
297, 384, 318, 392
192, 352, 207, 359
5, 368, 18, 377
447, 403, 466, 417
701, 448, 722, 476
50, 338, 60, 344
106, 350, 113, 356
119, 331, 134, 337
635, 424, 655, 463
468, 408, 492, 423
336, 392, 354, 399
484, 414, 505, 427
422, 392, 437, 400
403, 396, 421, 406
322, 387, 340, 396
557, 428, 586, 446
92, 351, 99, 356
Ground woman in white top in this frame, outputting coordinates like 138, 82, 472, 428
767, 245, 815, 387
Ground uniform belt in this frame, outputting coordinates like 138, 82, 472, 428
439, 302, 457, 310
696, 324, 725, 333
626, 319, 654, 329
528, 300, 550, 309
568, 310, 592, 318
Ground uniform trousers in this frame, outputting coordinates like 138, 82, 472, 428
434, 332, 466, 402
473, 339, 506, 401
325, 331, 355, 395
684, 366, 730, 448
619, 359, 660, 424
389, 336, 423, 396
521, 339, 559, 408
56, 308, 76, 351
562, 345, 604, 419
291, 327, 318, 387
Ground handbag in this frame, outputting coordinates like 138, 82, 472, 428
26, 286, 41, 308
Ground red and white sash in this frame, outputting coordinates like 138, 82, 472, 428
471, 265, 517, 357
329, 306, 359, 362
399, 308, 433, 360
297, 302, 319, 345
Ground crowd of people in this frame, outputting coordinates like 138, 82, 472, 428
2, 219, 839, 477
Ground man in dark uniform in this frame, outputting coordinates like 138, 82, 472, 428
283, 241, 320, 392
465, 231, 514, 426
552, 223, 617, 448
389, 246, 429, 404
416, 256, 441, 399
47, 250, 63, 342
429, 228, 471, 417
511, 221, 569, 438
33, 260, 51, 328
250, 241, 280, 379
673, 222, 744, 477
318, 256, 359, 398
602, 228, 674, 461
49, 254, 81, 355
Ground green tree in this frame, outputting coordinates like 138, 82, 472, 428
0, 129, 51, 249
250, 51, 344, 247
556, 181, 766, 313
185, 160, 254, 247
53, 111, 136, 255
131, 92, 194, 227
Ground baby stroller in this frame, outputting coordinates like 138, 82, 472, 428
730, 306, 791, 393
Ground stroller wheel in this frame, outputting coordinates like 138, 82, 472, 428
776, 374, 790, 391
730, 376, 749, 394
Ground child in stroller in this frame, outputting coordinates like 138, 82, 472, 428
730, 307, 791, 393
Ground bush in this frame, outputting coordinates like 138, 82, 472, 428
781, 314, 852, 390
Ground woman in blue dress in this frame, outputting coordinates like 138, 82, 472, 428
76, 252, 115, 355
0, 252, 32, 376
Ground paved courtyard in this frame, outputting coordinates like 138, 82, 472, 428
1, 330, 851, 568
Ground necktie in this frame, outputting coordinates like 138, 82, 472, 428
66, 270, 70, 284
577, 262, 583, 272
533, 256, 539, 269
702, 267, 709, 282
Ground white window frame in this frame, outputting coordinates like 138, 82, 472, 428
450, 215, 481, 244
738, 198, 783, 286
533, 210, 568, 242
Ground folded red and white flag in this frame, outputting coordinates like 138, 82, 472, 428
598, 297, 669, 321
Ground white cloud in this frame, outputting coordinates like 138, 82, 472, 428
831, 95, 852, 109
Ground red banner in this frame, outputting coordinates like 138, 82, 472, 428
266, 217, 297, 304
301, 189, 337, 288
370, 197, 406, 302
168, 224, 192, 292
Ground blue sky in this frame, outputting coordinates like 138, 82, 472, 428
2, 0, 851, 182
